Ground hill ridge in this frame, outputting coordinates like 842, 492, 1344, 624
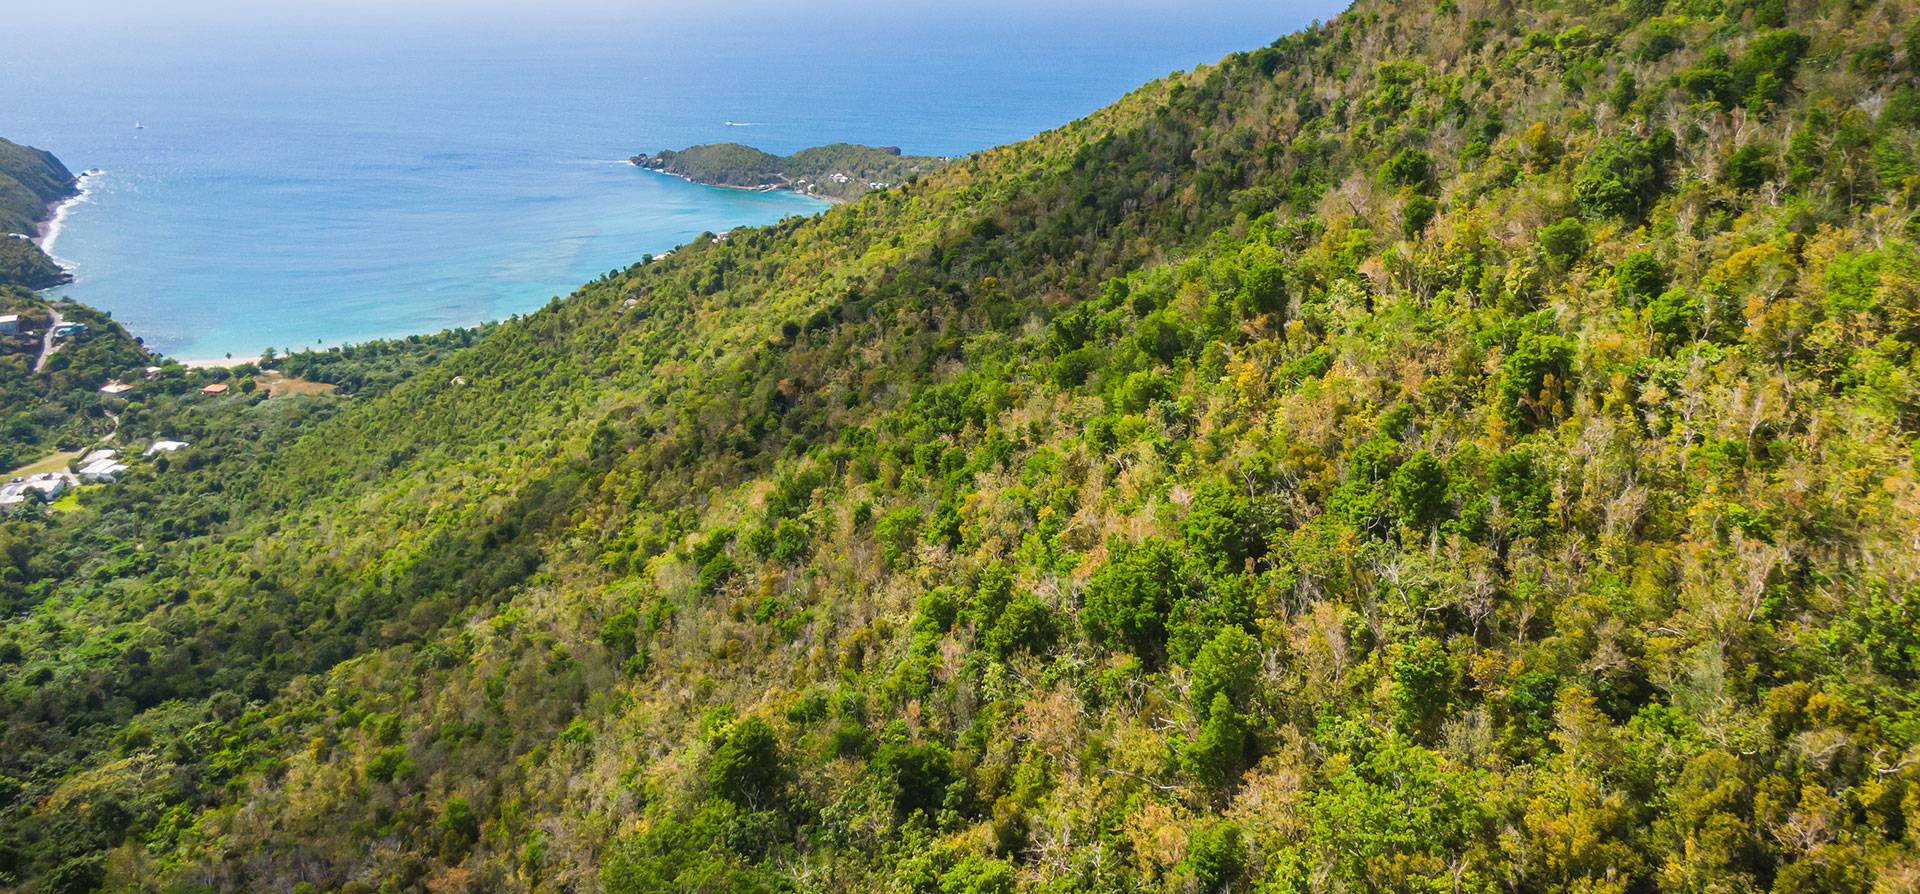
7, 0, 1920, 891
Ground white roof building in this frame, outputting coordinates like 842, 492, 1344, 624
79, 460, 127, 483
82, 448, 117, 464
145, 440, 190, 455
0, 480, 31, 510
16, 473, 72, 501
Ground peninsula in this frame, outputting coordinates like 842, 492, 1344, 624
0, 137, 79, 290
630, 141, 947, 202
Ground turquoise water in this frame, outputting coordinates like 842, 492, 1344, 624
0, 4, 1342, 359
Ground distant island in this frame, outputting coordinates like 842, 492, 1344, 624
630, 142, 948, 202
0, 137, 80, 290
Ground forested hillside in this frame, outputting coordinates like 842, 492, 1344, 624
0, 138, 77, 290
0, 293, 153, 471
8, 0, 1920, 891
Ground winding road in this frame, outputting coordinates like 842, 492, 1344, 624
32, 307, 63, 373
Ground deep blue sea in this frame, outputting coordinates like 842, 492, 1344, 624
0, 2, 1343, 359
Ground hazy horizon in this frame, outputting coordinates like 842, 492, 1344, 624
12, 0, 1345, 28
5, 1, 1351, 69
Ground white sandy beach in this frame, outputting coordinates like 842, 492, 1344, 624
37, 169, 99, 269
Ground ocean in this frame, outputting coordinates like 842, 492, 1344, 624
0, 2, 1343, 360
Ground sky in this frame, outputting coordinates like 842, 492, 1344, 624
9, 0, 1349, 38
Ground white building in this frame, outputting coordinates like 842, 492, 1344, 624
0, 474, 73, 510
145, 440, 190, 455
81, 448, 117, 465
0, 314, 20, 335
79, 459, 128, 483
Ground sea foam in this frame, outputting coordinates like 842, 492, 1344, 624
40, 169, 100, 272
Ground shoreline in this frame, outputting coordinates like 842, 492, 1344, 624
47, 165, 831, 365
36, 169, 100, 271
178, 357, 258, 370
636, 166, 846, 206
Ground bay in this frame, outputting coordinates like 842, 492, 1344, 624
0, 3, 1341, 359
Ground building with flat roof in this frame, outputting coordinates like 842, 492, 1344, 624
79, 459, 127, 483
5, 473, 73, 503
0, 314, 20, 335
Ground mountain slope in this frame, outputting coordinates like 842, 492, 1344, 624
0, 293, 153, 470
9, 0, 1920, 891
0, 137, 78, 289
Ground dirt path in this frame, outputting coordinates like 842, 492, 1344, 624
32, 307, 63, 374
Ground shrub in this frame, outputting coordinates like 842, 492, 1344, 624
1538, 218, 1589, 271
1392, 637, 1453, 737
1649, 288, 1699, 341
1390, 450, 1449, 527
1733, 30, 1810, 111
876, 507, 924, 567
1189, 626, 1260, 713
600, 609, 640, 658
1402, 194, 1438, 239
440, 797, 480, 851
1575, 133, 1673, 219
1490, 448, 1553, 538
1178, 823, 1247, 893
1116, 370, 1170, 412
984, 593, 1057, 658
1183, 693, 1249, 789
1615, 251, 1667, 304
1239, 258, 1288, 315
1380, 148, 1435, 190
939, 857, 1017, 894
770, 518, 810, 563
879, 742, 956, 819
1723, 145, 1776, 191
366, 747, 415, 783
1181, 479, 1259, 574
1050, 345, 1100, 388
1136, 309, 1190, 362
1082, 537, 1193, 662
706, 717, 788, 809
1499, 332, 1576, 430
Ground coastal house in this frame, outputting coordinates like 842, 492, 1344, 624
53, 322, 87, 338
81, 448, 117, 465
201, 382, 229, 395
99, 381, 134, 395
79, 459, 128, 483
0, 314, 19, 335
145, 440, 189, 455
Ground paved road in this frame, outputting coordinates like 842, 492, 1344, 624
32, 307, 63, 373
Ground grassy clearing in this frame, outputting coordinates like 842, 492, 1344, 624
7, 449, 80, 477
260, 372, 337, 398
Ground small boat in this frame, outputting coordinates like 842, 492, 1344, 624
134, 122, 145, 130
